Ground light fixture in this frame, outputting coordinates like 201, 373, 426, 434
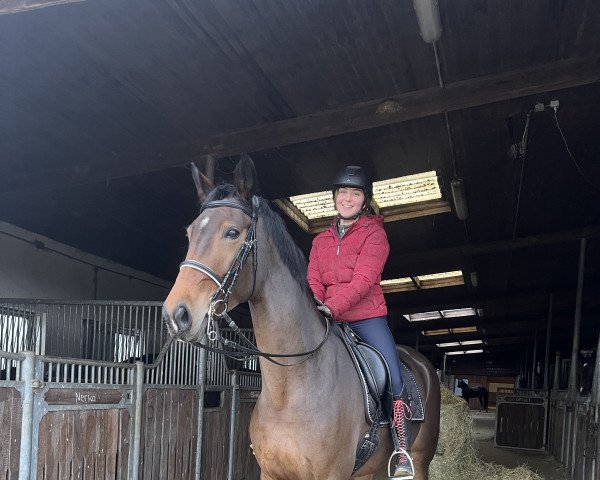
436, 340, 484, 349
412, 0, 442, 43
403, 306, 478, 322
446, 349, 484, 356
450, 178, 468, 220
422, 326, 478, 336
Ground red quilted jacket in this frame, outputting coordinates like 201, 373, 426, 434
307, 214, 389, 321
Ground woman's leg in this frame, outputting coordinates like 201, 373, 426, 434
349, 317, 413, 477
348, 316, 403, 396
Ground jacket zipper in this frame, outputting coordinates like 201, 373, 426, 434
335, 219, 365, 255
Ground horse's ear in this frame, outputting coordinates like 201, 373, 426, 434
190, 162, 214, 202
234, 154, 259, 201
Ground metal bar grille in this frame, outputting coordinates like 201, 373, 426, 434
0, 299, 261, 390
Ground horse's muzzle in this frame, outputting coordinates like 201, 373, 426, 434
162, 303, 192, 335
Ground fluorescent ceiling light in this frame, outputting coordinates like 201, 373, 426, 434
422, 326, 478, 336
446, 349, 484, 356
436, 340, 483, 348
436, 342, 460, 348
384, 271, 465, 294
403, 305, 477, 321
274, 171, 450, 233
412, 0, 442, 43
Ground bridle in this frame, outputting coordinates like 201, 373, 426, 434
179, 195, 330, 366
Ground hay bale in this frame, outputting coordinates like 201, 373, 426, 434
429, 385, 542, 480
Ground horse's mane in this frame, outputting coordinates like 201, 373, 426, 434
202, 184, 311, 295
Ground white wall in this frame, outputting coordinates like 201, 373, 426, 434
0, 221, 170, 300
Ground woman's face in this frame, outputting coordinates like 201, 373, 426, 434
334, 187, 365, 219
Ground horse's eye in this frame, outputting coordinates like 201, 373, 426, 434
225, 227, 240, 239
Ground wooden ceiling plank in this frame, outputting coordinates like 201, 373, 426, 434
3, 56, 600, 197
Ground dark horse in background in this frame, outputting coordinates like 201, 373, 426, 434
457, 380, 489, 412
162, 156, 440, 479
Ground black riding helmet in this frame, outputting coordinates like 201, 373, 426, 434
331, 166, 372, 196
332, 166, 372, 219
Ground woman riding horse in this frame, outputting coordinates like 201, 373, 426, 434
308, 165, 412, 478
163, 156, 440, 480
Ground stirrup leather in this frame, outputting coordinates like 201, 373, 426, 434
387, 448, 414, 479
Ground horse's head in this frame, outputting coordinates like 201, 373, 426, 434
457, 379, 467, 389
162, 155, 260, 343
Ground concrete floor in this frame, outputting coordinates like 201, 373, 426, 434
472, 411, 568, 480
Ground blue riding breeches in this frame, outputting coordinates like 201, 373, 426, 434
347, 316, 404, 397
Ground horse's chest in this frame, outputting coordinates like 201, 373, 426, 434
250, 408, 349, 479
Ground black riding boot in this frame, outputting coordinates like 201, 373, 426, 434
391, 387, 413, 478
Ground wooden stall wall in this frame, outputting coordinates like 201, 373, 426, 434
0, 300, 262, 480
36, 409, 130, 479
0, 388, 21, 479
140, 388, 199, 480
234, 399, 261, 480
548, 390, 599, 480
495, 388, 547, 450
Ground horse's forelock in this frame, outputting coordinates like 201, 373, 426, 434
200, 183, 244, 208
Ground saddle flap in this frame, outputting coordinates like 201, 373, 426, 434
399, 361, 425, 421
355, 343, 388, 398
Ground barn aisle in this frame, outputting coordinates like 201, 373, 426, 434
473, 412, 568, 480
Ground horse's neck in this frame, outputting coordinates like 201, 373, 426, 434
248, 265, 332, 407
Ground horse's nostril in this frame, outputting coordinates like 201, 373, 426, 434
174, 304, 191, 331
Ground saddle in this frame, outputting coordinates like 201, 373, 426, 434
335, 323, 425, 474
337, 323, 425, 424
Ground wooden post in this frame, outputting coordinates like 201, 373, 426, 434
531, 323, 538, 389
566, 238, 586, 475
543, 294, 554, 390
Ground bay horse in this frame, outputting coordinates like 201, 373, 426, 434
457, 380, 489, 412
162, 157, 440, 480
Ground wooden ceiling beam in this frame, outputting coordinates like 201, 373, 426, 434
385, 226, 600, 276
3, 56, 600, 196
387, 279, 600, 313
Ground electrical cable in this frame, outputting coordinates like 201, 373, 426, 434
552, 109, 600, 192
512, 112, 531, 241
0, 229, 169, 290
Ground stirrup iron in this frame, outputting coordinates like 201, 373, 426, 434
387, 448, 415, 479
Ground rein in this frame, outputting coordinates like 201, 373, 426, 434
179, 196, 330, 366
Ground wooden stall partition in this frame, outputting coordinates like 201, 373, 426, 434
233, 393, 261, 480
201, 389, 231, 480
572, 402, 598, 480
140, 387, 199, 480
0, 387, 22, 479
36, 408, 130, 479
548, 391, 567, 462
495, 388, 547, 450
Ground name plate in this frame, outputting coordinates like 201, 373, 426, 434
45, 388, 124, 405
502, 396, 545, 404
240, 390, 260, 400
